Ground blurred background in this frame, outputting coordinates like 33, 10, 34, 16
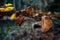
0, 0, 60, 40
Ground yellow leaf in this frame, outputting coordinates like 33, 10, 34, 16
10, 13, 16, 20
